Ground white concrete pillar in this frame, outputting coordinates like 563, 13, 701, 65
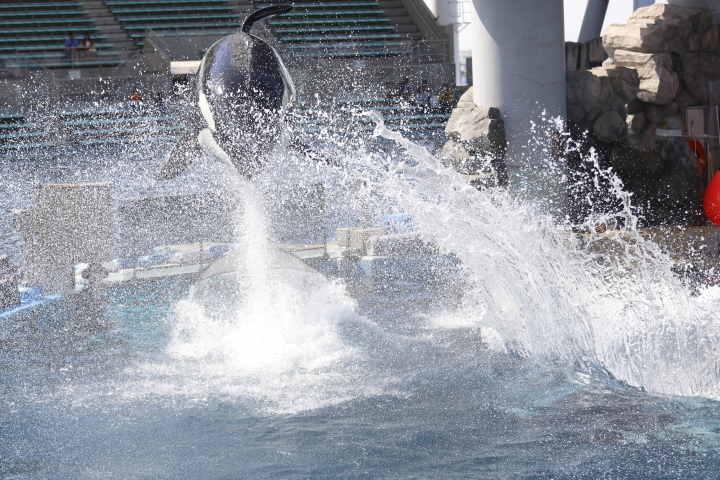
578, 0, 610, 42
633, 0, 655, 10
470, 0, 566, 166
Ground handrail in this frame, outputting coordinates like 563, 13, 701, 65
111, 50, 145, 73
144, 25, 173, 56
396, 0, 445, 43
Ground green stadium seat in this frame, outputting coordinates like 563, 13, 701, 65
111, 6, 234, 14
106, 0, 229, 5
270, 18, 390, 25
0, 142, 55, 150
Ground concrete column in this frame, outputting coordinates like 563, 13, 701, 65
578, 0, 610, 42
470, 0, 566, 166
633, 0, 655, 10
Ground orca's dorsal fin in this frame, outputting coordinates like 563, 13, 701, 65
241, 5, 293, 34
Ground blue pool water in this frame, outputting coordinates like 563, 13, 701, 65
2, 127, 720, 478
2, 272, 720, 479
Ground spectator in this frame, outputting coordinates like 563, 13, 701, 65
416, 79, 431, 108
155, 92, 166, 112
439, 83, 454, 112
129, 89, 144, 112
81, 33, 96, 58
398, 76, 412, 103
64, 32, 80, 61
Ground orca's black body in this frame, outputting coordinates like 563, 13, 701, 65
157, 5, 299, 180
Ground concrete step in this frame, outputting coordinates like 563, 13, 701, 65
77, 0, 138, 55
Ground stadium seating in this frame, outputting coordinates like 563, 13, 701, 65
0, 1, 121, 69
104, 0, 241, 46
339, 98, 451, 132
288, 96, 453, 139
255, 0, 406, 58
0, 114, 55, 150
59, 108, 184, 145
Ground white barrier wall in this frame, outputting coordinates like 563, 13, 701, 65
34, 183, 113, 295
470, 0, 566, 166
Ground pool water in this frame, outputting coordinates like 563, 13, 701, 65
2, 269, 720, 479
2, 125, 720, 478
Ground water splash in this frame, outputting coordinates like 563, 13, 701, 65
362, 111, 720, 400
125, 180, 371, 413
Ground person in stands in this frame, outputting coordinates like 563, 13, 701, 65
155, 92, 166, 112
416, 79, 431, 109
439, 83, 454, 112
398, 76, 411, 103
129, 89, 144, 112
81, 33, 96, 58
64, 32, 80, 60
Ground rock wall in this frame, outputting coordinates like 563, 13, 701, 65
567, 3, 712, 227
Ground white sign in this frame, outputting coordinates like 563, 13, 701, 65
68, 70, 81, 79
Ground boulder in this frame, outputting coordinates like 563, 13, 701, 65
686, 31, 702, 51
681, 70, 709, 104
443, 88, 508, 187
627, 112, 646, 135
614, 50, 679, 104
566, 69, 626, 127
605, 67, 641, 102
668, 35, 686, 55
442, 140, 472, 171
674, 52, 699, 77
609, 135, 704, 225
644, 103, 664, 123
673, 88, 699, 110
699, 52, 720, 80
593, 110, 626, 142
603, 22, 673, 57
663, 102, 679, 117
610, 141, 664, 173
454, 88, 476, 109
659, 115, 685, 131
666, 18, 693, 40
626, 98, 644, 114
631, 3, 710, 33
701, 25, 720, 52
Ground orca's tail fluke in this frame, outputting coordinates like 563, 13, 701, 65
241, 5, 292, 34
155, 129, 201, 181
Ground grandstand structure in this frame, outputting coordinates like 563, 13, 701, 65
0, 0, 459, 149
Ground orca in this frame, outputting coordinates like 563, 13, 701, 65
156, 5, 326, 181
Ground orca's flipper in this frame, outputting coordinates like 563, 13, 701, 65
290, 137, 341, 168
155, 129, 201, 181
241, 5, 293, 33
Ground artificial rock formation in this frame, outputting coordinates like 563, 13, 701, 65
442, 87, 508, 188
566, 3, 712, 226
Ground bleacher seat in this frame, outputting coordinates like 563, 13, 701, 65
253, 0, 406, 58
341, 98, 452, 132
104, 0, 240, 46
0, 0, 117, 70
0, 114, 55, 151
60, 108, 184, 146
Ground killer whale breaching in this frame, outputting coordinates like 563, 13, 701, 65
156, 5, 325, 181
